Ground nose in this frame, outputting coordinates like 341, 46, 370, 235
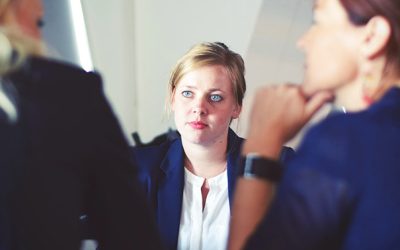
192, 97, 208, 115
296, 34, 305, 50
296, 29, 309, 51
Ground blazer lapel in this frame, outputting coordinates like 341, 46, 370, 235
157, 139, 185, 249
226, 129, 244, 210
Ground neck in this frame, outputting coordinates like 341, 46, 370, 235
182, 134, 228, 179
335, 76, 400, 111
335, 79, 368, 112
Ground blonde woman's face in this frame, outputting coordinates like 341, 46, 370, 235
171, 65, 241, 146
14, 0, 43, 39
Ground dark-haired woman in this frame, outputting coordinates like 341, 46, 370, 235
229, 0, 400, 249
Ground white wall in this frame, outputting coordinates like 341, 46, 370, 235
134, 0, 267, 142
82, 0, 137, 143
81, 0, 314, 145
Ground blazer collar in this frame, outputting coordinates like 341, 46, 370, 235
226, 129, 244, 208
157, 129, 243, 248
158, 138, 185, 249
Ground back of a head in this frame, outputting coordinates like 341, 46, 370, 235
340, 0, 400, 76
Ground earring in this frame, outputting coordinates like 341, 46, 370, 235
362, 74, 375, 105
361, 71, 381, 105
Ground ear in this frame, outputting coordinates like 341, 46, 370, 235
231, 105, 242, 119
361, 16, 391, 59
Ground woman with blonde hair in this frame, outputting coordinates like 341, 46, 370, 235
229, 0, 400, 249
132, 42, 294, 250
0, 0, 160, 249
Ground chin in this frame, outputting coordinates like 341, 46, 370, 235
181, 131, 206, 144
302, 78, 333, 97
301, 82, 318, 97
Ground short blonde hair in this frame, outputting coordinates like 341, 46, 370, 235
168, 42, 246, 110
0, 0, 45, 74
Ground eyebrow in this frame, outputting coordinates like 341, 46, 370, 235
179, 85, 197, 90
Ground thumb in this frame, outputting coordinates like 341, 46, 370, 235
304, 91, 333, 120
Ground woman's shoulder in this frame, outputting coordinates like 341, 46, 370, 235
293, 112, 365, 169
131, 137, 184, 193
9, 56, 102, 92
22, 56, 96, 77
307, 108, 375, 142
131, 137, 181, 170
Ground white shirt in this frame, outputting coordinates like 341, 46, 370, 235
177, 167, 230, 250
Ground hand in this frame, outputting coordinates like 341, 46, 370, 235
244, 84, 333, 158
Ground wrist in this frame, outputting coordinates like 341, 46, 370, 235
242, 135, 283, 159
239, 153, 284, 182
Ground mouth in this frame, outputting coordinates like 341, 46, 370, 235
188, 121, 207, 129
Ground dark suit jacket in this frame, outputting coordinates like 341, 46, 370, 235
0, 57, 161, 250
131, 129, 294, 250
245, 88, 400, 250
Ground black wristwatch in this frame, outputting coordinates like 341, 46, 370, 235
239, 153, 283, 182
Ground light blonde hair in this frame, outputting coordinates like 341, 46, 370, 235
0, 0, 45, 75
167, 42, 246, 114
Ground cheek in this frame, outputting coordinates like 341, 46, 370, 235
170, 92, 182, 112
214, 107, 238, 126
303, 35, 359, 94
172, 97, 190, 115
173, 109, 185, 133
17, 17, 40, 39
172, 100, 190, 124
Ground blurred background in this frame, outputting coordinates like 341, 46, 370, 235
41, 1, 313, 249
42, 0, 313, 147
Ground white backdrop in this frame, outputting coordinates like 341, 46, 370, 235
41, 1, 315, 249
80, 0, 313, 145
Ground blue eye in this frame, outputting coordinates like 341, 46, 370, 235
182, 91, 192, 97
210, 94, 222, 102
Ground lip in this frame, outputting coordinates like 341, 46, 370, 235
188, 121, 207, 129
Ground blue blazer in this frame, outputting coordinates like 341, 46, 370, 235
131, 129, 294, 250
245, 88, 400, 250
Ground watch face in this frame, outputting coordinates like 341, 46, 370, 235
241, 154, 283, 182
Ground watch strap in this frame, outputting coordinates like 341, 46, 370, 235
239, 153, 283, 182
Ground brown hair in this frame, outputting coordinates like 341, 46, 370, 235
340, 0, 400, 72
168, 42, 246, 110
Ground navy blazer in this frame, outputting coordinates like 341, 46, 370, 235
0, 57, 161, 250
131, 129, 294, 250
245, 88, 400, 250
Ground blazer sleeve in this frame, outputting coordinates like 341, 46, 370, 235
244, 122, 352, 250
10, 57, 162, 250
79, 71, 162, 250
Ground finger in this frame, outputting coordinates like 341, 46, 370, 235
304, 91, 334, 119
